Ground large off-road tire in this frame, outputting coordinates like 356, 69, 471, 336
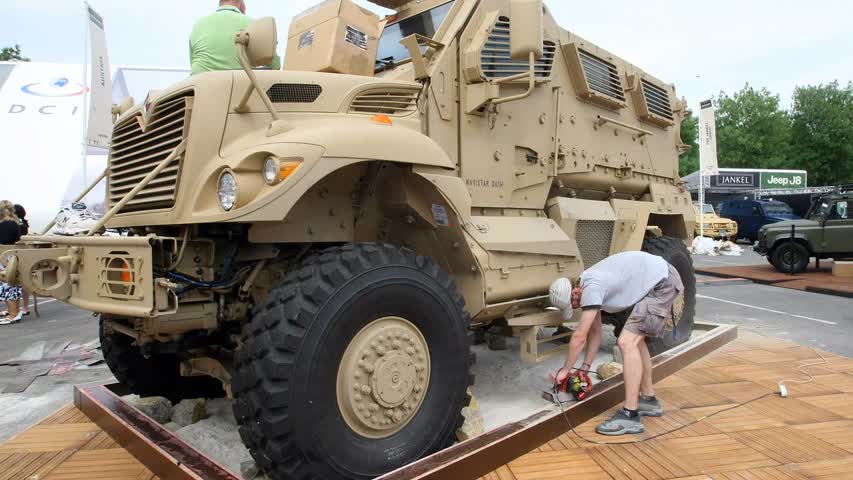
99, 316, 225, 402
232, 244, 474, 480
770, 242, 810, 274
642, 236, 697, 356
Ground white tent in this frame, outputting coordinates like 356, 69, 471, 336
0, 61, 189, 231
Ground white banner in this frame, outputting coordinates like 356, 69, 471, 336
0, 62, 101, 231
85, 3, 112, 148
699, 99, 719, 177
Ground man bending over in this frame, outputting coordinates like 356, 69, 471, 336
549, 250, 683, 435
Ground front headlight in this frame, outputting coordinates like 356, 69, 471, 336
263, 157, 280, 185
218, 171, 238, 211
703, 223, 712, 229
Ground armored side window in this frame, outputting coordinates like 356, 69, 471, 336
480, 16, 556, 80
628, 74, 675, 128
564, 42, 626, 110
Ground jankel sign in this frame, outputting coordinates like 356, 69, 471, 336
711, 174, 756, 189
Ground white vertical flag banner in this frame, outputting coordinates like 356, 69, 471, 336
85, 3, 112, 148
699, 99, 719, 177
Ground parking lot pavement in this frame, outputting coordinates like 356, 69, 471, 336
695, 276, 853, 357
0, 300, 108, 442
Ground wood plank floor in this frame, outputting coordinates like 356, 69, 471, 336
2, 331, 851, 480
482, 331, 853, 480
0, 403, 157, 480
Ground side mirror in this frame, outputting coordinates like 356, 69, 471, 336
239, 17, 278, 67
234, 17, 282, 123
509, 0, 543, 61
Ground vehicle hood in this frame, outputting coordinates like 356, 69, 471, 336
699, 214, 735, 223
761, 219, 820, 231
766, 214, 801, 221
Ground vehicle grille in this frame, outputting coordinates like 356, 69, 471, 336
267, 83, 322, 103
482, 17, 556, 80
108, 91, 193, 213
576, 220, 614, 268
349, 88, 419, 115
641, 79, 673, 122
578, 49, 625, 102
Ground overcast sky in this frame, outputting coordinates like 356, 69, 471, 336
2, 0, 852, 109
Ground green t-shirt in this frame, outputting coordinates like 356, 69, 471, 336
189, 5, 281, 75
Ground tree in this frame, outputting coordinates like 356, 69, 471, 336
0, 44, 30, 62
714, 84, 793, 170
679, 113, 699, 177
789, 82, 853, 186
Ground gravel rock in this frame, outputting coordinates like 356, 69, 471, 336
172, 398, 207, 427
612, 345, 624, 364
175, 398, 251, 474
131, 396, 173, 424
240, 460, 260, 480
162, 422, 181, 432
457, 388, 485, 441
597, 362, 623, 380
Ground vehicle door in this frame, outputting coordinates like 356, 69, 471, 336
823, 200, 852, 254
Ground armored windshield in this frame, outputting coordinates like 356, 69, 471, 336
375, 1, 455, 71
763, 202, 793, 215
697, 204, 715, 215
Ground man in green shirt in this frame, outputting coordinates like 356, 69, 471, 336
190, 0, 281, 75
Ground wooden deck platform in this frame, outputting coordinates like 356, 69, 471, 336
3, 331, 853, 480
697, 261, 853, 297
0, 404, 158, 480
480, 331, 853, 480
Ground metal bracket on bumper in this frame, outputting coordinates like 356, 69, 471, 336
0, 235, 177, 318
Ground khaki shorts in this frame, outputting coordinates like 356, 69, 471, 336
624, 264, 683, 338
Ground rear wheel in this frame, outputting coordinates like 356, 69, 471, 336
770, 242, 810, 274
232, 244, 474, 480
641, 236, 697, 356
100, 316, 225, 402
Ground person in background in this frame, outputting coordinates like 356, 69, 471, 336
13, 204, 30, 316
0, 201, 23, 325
190, 0, 281, 75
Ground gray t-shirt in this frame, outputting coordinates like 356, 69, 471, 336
580, 251, 669, 313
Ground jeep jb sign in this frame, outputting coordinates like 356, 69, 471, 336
761, 172, 807, 189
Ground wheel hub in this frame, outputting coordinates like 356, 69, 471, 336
337, 317, 430, 438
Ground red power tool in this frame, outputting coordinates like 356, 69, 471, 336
543, 370, 594, 404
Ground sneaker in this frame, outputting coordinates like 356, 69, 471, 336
7, 313, 22, 324
0, 318, 10, 325
638, 396, 664, 417
21, 310, 30, 316
596, 409, 645, 436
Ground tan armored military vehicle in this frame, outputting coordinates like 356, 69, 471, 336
1, 0, 695, 477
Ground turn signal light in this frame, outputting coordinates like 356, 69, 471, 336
278, 160, 301, 181
370, 114, 393, 126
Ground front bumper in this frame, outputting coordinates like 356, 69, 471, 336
754, 239, 769, 255
0, 235, 176, 318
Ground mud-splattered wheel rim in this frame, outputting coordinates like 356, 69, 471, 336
336, 316, 431, 439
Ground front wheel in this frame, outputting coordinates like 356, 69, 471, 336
100, 316, 225, 402
232, 244, 474, 480
770, 242, 810, 274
